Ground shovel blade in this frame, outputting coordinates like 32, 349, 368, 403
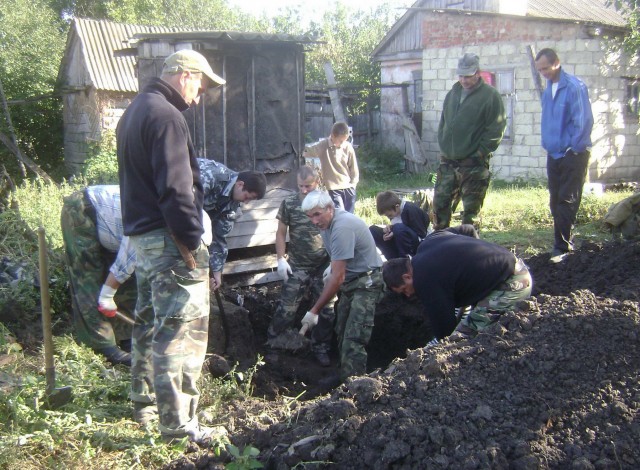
45, 385, 73, 409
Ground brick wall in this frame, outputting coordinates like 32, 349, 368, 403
418, 13, 640, 183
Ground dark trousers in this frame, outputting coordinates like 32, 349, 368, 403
369, 223, 420, 259
547, 151, 589, 252
329, 188, 356, 213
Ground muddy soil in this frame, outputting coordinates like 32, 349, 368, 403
167, 239, 640, 469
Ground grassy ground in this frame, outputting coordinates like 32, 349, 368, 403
0, 174, 634, 469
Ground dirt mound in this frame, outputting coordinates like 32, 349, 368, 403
167, 240, 640, 469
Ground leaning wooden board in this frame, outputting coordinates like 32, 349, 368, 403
226, 187, 294, 250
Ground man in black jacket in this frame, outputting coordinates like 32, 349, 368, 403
117, 49, 226, 444
382, 226, 532, 341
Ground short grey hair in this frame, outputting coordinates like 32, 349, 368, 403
301, 190, 334, 212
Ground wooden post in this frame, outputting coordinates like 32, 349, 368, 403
323, 62, 347, 123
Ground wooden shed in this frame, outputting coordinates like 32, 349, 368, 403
131, 31, 317, 189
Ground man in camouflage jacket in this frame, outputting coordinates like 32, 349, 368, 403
198, 158, 267, 289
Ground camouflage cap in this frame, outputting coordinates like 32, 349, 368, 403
163, 49, 226, 85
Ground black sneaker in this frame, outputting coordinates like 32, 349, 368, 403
99, 346, 132, 366
314, 351, 331, 367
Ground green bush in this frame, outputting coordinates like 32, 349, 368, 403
0, 180, 78, 334
82, 131, 119, 185
356, 142, 405, 178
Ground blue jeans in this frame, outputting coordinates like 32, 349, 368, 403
329, 187, 356, 213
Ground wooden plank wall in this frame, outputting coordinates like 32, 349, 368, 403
226, 187, 294, 250
223, 187, 295, 283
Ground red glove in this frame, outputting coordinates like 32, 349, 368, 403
97, 304, 117, 318
98, 284, 118, 318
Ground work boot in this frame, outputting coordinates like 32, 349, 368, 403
162, 425, 228, 447
314, 351, 331, 367
119, 339, 132, 353
99, 346, 131, 366
549, 248, 569, 264
133, 402, 158, 425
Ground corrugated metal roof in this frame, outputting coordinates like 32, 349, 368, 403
69, 18, 318, 93
526, 0, 627, 28
74, 18, 177, 92
131, 30, 319, 44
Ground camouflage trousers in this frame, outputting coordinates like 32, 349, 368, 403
433, 158, 490, 229
129, 228, 210, 438
455, 258, 532, 336
268, 268, 336, 354
335, 268, 384, 381
60, 191, 134, 351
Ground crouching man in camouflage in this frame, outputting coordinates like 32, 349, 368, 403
198, 158, 266, 291
382, 225, 532, 342
268, 166, 335, 366
60, 185, 136, 366
301, 190, 383, 385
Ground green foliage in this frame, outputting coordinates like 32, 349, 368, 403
607, 0, 640, 54
356, 142, 405, 178
0, 0, 67, 181
82, 131, 119, 185
199, 356, 265, 415
226, 444, 263, 470
0, 180, 78, 337
0, 335, 185, 468
304, 2, 402, 114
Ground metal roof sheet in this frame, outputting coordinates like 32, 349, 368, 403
526, 0, 627, 28
130, 30, 318, 44
74, 18, 177, 92
373, 0, 628, 59
70, 18, 318, 93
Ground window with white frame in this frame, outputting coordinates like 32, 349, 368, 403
494, 69, 515, 140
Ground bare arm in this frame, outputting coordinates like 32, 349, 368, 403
275, 220, 288, 259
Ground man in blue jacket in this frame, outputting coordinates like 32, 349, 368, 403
535, 48, 594, 264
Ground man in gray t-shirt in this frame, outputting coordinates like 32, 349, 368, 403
300, 190, 383, 384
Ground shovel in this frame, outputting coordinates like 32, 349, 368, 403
38, 227, 73, 409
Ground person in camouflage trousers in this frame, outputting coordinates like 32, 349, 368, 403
198, 158, 267, 290
300, 190, 384, 384
60, 186, 136, 366
269, 166, 335, 366
117, 49, 228, 444
434, 53, 506, 229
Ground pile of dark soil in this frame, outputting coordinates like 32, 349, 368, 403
168, 239, 640, 469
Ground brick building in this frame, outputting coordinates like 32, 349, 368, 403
373, 0, 640, 183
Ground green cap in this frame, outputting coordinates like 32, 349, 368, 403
163, 49, 226, 85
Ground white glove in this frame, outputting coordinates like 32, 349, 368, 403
98, 284, 118, 318
301, 311, 319, 331
322, 265, 331, 284
277, 257, 293, 280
